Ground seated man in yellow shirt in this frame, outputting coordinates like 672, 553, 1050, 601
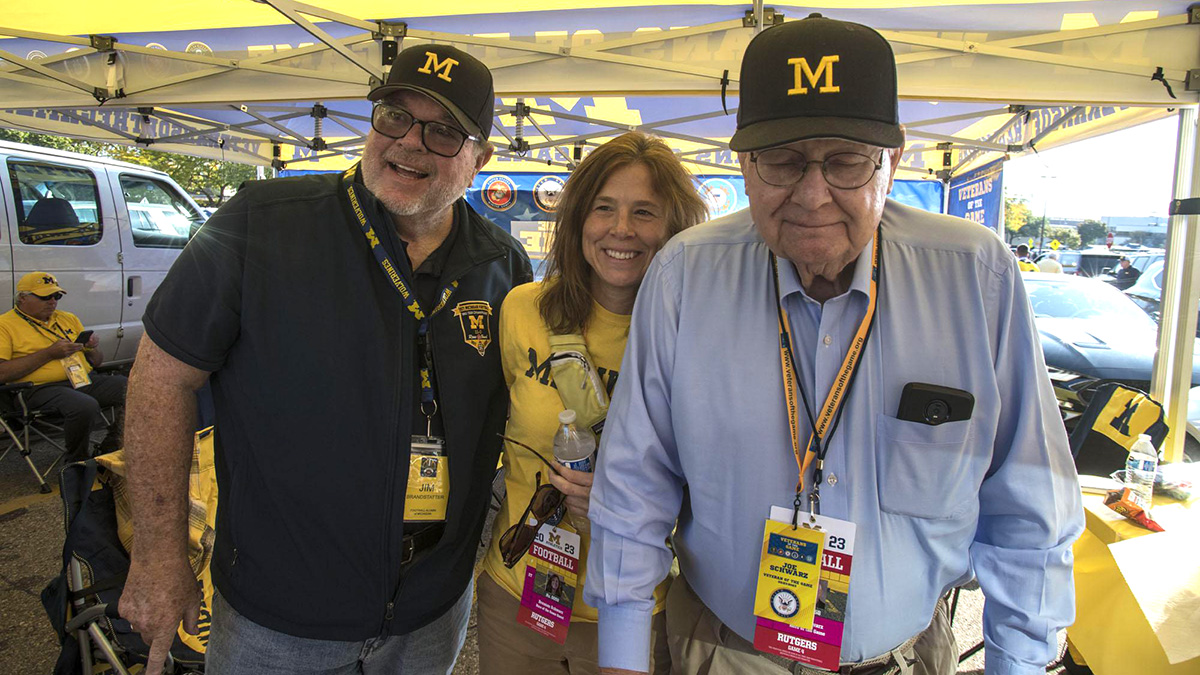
0, 272, 126, 463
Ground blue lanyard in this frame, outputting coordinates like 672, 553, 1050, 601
341, 166, 458, 412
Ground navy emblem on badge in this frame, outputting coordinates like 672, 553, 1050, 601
770, 588, 800, 618
452, 301, 493, 356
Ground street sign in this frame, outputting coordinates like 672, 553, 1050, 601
1106, 231, 1114, 248
1050, 239, 1060, 250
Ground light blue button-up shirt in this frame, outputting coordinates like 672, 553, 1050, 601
585, 200, 1084, 675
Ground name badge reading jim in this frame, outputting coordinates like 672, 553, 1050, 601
404, 437, 448, 522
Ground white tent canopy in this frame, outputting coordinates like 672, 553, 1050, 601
1, 1, 1195, 175
3, 1, 1200, 458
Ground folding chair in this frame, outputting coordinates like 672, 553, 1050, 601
0, 381, 69, 493
41, 386, 214, 675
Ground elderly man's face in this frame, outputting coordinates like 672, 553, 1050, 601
740, 138, 901, 284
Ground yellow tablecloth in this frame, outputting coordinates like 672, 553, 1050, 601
1069, 491, 1200, 675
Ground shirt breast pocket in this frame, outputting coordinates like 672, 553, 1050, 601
875, 414, 976, 520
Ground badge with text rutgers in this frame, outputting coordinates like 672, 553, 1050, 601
517, 523, 580, 644
754, 507, 857, 669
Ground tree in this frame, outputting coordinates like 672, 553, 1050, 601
1, 129, 255, 207
1077, 219, 1107, 247
1018, 215, 1045, 243
1004, 197, 1032, 244
1044, 226, 1080, 250
107, 146, 255, 207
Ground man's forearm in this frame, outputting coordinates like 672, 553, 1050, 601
85, 347, 103, 369
125, 337, 206, 564
0, 350, 56, 383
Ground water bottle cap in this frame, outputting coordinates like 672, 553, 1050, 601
558, 409, 577, 424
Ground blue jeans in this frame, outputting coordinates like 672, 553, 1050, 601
206, 579, 473, 675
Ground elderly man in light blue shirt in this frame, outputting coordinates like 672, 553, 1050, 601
585, 14, 1083, 675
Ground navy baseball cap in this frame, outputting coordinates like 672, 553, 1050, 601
369, 44, 494, 139
730, 14, 904, 152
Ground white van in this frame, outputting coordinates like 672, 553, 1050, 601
0, 140, 205, 365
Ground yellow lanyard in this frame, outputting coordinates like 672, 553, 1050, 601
773, 232, 880, 516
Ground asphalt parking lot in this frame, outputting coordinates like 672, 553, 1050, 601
0, 430, 1065, 675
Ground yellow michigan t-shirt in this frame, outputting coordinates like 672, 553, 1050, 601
483, 281, 669, 621
0, 308, 92, 385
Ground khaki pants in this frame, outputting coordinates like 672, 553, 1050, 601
665, 577, 957, 675
476, 571, 672, 675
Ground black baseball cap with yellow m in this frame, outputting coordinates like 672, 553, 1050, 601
729, 14, 904, 153
369, 44, 495, 139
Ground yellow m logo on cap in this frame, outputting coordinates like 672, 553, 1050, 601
787, 55, 840, 95
417, 51, 458, 82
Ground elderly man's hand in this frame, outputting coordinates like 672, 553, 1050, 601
85, 334, 100, 349
119, 553, 200, 675
547, 461, 594, 525
46, 339, 84, 359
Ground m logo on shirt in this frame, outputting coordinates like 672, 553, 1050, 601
453, 301, 492, 356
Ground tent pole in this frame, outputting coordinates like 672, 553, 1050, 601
1151, 107, 1200, 464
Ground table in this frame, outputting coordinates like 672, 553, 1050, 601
1068, 490, 1200, 675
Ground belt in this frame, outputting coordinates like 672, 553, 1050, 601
401, 525, 443, 566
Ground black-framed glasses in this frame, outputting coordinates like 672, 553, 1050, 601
35, 292, 64, 301
750, 148, 884, 189
371, 103, 479, 158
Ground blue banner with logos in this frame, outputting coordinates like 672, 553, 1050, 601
463, 173, 944, 276
947, 159, 1004, 234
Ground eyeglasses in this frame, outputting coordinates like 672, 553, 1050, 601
371, 103, 479, 158
750, 148, 884, 190
497, 434, 566, 568
35, 292, 64, 301
499, 472, 566, 568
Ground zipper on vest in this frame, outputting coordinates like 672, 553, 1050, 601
379, 325, 406, 634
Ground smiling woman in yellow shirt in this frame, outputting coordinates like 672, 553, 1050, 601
478, 132, 706, 675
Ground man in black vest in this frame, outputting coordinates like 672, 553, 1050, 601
120, 44, 531, 674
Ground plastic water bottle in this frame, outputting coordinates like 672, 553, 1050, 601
552, 409, 596, 536
552, 409, 596, 473
1124, 434, 1158, 509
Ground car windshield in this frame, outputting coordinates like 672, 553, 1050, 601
1026, 277, 1157, 327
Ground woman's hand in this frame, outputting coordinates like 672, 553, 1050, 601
546, 462, 594, 525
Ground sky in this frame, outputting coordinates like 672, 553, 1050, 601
1003, 115, 1182, 221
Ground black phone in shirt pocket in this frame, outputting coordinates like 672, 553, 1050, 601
896, 383, 974, 426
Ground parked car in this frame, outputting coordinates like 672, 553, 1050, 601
1124, 259, 1200, 337
1023, 273, 1200, 423
0, 140, 203, 364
